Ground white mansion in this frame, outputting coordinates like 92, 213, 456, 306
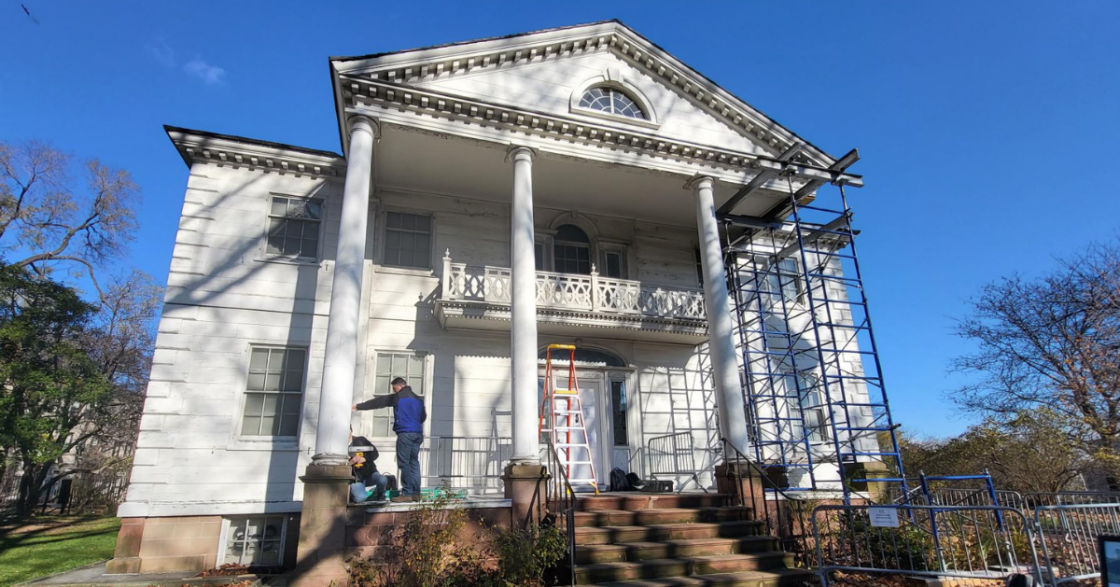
110, 21, 884, 578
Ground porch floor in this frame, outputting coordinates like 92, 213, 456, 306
349, 495, 511, 512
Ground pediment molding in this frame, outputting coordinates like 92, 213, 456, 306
332, 23, 835, 168
340, 76, 862, 189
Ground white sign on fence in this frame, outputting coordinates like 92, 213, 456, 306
868, 507, 900, 528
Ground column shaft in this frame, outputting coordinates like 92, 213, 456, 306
692, 176, 752, 458
509, 147, 539, 464
312, 116, 376, 465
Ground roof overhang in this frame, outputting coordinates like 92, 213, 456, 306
165, 125, 346, 180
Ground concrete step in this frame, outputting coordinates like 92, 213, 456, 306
574, 507, 753, 528
575, 493, 734, 512
574, 521, 764, 546
574, 537, 780, 564
584, 568, 816, 587
574, 553, 795, 584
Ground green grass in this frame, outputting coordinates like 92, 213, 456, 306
0, 516, 120, 587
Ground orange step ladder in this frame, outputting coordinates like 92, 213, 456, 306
540, 344, 599, 494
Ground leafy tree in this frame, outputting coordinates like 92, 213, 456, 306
0, 265, 158, 515
0, 140, 140, 298
952, 238, 1120, 482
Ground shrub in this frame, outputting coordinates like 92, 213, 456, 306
347, 495, 569, 587
490, 524, 567, 587
349, 494, 490, 587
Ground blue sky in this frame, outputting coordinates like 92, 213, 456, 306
2, 2, 1118, 438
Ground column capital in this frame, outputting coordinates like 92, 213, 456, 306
684, 174, 715, 191
347, 114, 381, 140
506, 144, 536, 163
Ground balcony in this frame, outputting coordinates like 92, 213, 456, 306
436, 254, 708, 343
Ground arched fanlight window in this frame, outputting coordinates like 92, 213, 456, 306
553, 224, 592, 275
579, 86, 646, 120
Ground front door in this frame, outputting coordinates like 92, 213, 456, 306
547, 373, 607, 489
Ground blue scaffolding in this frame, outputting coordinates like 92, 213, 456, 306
721, 165, 908, 505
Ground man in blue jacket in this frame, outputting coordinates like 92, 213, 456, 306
353, 377, 426, 502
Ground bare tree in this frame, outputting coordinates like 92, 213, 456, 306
953, 238, 1120, 475
0, 140, 140, 298
899, 410, 1087, 495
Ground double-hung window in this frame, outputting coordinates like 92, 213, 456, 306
369, 351, 427, 437
384, 211, 433, 269
779, 370, 829, 444
553, 225, 592, 275
267, 196, 322, 259
241, 347, 305, 438
766, 258, 803, 305
600, 249, 626, 279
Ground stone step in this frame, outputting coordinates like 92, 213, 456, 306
574, 493, 735, 512
574, 536, 780, 565
574, 521, 764, 546
574, 552, 794, 583
584, 568, 816, 587
574, 507, 753, 528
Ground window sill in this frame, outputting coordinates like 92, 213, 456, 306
254, 256, 322, 268
226, 438, 302, 452
375, 265, 436, 278
569, 106, 661, 131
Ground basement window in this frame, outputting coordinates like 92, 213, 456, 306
222, 516, 285, 567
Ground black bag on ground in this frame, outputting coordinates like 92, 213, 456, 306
625, 472, 645, 489
385, 474, 398, 492
609, 467, 632, 491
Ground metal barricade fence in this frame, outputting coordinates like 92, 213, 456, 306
1034, 502, 1120, 585
647, 432, 707, 493
417, 436, 511, 494
811, 504, 1042, 586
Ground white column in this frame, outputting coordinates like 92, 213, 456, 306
312, 115, 378, 465
690, 175, 752, 458
509, 146, 539, 464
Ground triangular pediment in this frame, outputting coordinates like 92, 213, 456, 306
332, 21, 836, 168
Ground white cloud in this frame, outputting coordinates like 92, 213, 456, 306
145, 38, 176, 68
183, 57, 226, 86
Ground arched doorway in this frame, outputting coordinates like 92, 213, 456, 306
538, 347, 633, 489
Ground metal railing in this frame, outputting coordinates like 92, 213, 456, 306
721, 439, 815, 568
417, 436, 511, 494
543, 440, 577, 587
811, 504, 1043, 586
442, 257, 706, 321
1035, 502, 1120, 584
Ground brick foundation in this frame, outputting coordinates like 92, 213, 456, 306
105, 513, 301, 575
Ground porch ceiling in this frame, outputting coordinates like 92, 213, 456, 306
374, 124, 788, 226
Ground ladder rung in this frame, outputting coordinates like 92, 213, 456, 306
553, 389, 579, 395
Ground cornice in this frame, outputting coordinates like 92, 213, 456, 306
340, 77, 862, 189
166, 127, 347, 180
333, 24, 837, 168
436, 299, 708, 335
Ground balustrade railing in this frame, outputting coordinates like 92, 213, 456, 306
442, 253, 705, 321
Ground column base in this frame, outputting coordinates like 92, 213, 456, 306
502, 463, 550, 530
715, 461, 769, 510
291, 464, 353, 587
843, 461, 892, 502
